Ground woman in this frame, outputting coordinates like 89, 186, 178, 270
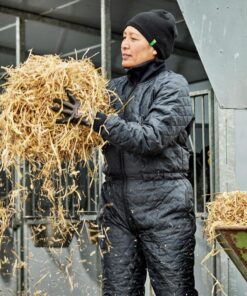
53, 9, 198, 296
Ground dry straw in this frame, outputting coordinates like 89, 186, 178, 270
0, 54, 114, 179
204, 191, 247, 243
0, 54, 116, 248
202, 191, 247, 295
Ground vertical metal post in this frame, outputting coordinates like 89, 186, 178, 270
101, 0, 111, 79
208, 90, 215, 201
192, 97, 197, 212
99, 3, 112, 294
16, 17, 25, 66
87, 170, 91, 213
201, 96, 206, 212
213, 91, 220, 195
15, 16, 28, 296
208, 90, 218, 296
99, 0, 111, 205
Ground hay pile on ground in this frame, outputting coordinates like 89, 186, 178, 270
204, 191, 247, 243
0, 54, 114, 180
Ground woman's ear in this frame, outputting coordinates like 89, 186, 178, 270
153, 49, 157, 56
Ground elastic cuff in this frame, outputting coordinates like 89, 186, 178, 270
93, 112, 107, 133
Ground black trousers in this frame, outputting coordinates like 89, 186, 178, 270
98, 178, 198, 296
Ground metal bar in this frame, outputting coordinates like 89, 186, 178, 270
101, 0, 111, 79
188, 134, 195, 153
0, 22, 16, 32
87, 167, 91, 212
79, 214, 98, 221
192, 97, 197, 212
14, 162, 21, 296
208, 90, 215, 201
190, 89, 210, 97
213, 240, 217, 296
176, 18, 185, 24
213, 91, 220, 194
16, 17, 25, 65
94, 170, 98, 212
201, 96, 206, 212
41, 0, 82, 16
15, 16, 28, 295
208, 90, 217, 296
97, 0, 112, 216
23, 162, 29, 295
32, 179, 36, 218
64, 164, 70, 218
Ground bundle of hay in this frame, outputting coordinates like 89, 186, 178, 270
0, 54, 115, 245
0, 54, 116, 197
0, 54, 114, 180
204, 191, 247, 243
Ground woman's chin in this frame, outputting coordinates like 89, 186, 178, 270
122, 61, 132, 69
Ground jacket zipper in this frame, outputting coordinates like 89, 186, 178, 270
120, 83, 138, 232
119, 82, 137, 178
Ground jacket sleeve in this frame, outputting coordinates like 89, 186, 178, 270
102, 76, 193, 156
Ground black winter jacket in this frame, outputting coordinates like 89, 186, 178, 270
101, 60, 193, 180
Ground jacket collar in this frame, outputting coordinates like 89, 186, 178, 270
126, 58, 166, 85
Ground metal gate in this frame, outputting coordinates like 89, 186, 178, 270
190, 89, 217, 296
189, 89, 215, 215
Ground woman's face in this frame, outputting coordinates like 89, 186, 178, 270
121, 26, 157, 68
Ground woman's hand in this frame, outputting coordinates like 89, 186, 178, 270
51, 89, 89, 126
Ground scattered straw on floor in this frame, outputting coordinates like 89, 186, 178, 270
204, 191, 247, 244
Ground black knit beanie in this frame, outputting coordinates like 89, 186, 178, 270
126, 10, 178, 60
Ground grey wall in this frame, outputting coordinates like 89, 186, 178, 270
235, 109, 247, 190
177, 0, 247, 109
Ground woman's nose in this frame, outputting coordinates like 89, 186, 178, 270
121, 39, 129, 50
